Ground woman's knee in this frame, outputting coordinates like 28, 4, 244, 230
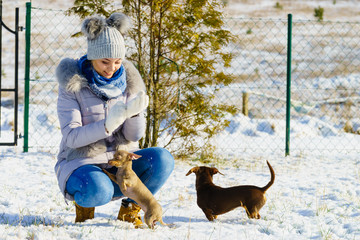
136, 147, 174, 175
132, 147, 174, 195
157, 147, 175, 175
66, 165, 114, 207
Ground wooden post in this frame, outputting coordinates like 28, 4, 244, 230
242, 92, 248, 116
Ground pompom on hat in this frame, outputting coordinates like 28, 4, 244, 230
81, 13, 131, 60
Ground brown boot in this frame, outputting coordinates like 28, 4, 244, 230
75, 202, 95, 223
117, 201, 143, 227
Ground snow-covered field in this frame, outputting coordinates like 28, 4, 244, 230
1, 141, 360, 239
1, 0, 360, 239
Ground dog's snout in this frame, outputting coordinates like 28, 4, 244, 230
108, 160, 116, 166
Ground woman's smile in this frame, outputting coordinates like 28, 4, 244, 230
92, 58, 123, 78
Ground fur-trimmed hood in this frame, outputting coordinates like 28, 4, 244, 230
56, 57, 145, 95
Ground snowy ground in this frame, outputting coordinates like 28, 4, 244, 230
0, 145, 360, 239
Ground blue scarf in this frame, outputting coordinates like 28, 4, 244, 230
78, 55, 127, 100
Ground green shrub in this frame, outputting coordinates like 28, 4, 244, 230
274, 2, 283, 10
314, 6, 324, 22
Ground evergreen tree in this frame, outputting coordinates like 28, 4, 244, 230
67, 0, 237, 158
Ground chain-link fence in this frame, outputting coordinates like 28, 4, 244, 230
25, 5, 360, 156
24, 6, 83, 153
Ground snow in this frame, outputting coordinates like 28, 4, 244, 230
1, 0, 360, 239
1, 142, 360, 239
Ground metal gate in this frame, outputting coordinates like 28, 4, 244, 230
0, 2, 22, 146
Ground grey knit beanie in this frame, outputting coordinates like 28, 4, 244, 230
81, 13, 131, 60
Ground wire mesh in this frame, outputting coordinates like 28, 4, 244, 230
27, 7, 360, 155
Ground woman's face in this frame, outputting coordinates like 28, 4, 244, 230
91, 58, 122, 78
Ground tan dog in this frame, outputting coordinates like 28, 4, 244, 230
102, 150, 167, 229
186, 161, 275, 221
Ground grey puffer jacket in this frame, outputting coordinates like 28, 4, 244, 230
55, 57, 146, 201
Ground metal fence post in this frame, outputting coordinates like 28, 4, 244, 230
23, 2, 31, 152
14, 7, 19, 146
285, 14, 292, 156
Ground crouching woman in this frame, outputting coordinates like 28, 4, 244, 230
54, 13, 174, 226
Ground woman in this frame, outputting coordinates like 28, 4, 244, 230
55, 13, 174, 226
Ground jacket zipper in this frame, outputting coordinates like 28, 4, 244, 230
104, 101, 109, 134
104, 102, 109, 117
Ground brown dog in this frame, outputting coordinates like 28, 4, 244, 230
186, 161, 275, 221
102, 150, 167, 229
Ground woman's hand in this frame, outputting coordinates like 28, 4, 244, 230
105, 91, 149, 133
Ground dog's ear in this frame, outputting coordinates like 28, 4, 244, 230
211, 167, 224, 176
186, 167, 199, 176
128, 153, 142, 161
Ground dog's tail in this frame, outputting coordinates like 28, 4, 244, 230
261, 161, 275, 192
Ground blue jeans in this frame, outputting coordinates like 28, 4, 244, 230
65, 147, 174, 208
